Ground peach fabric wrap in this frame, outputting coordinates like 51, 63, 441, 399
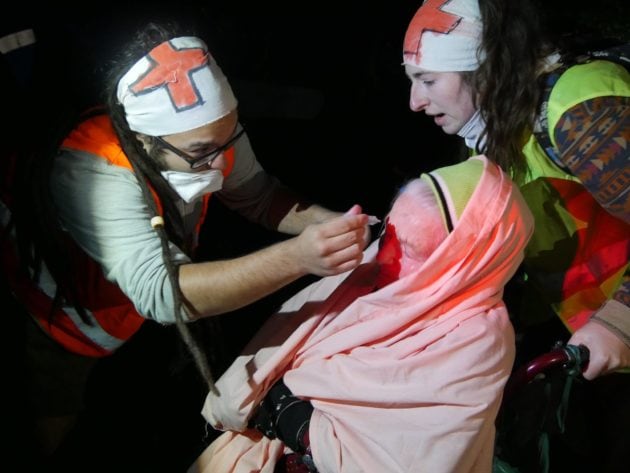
190, 156, 534, 473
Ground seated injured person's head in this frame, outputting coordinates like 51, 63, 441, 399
376, 178, 449, 288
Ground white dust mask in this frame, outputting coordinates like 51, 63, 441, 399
160, 169, 224, 203
457, 109, 487, 153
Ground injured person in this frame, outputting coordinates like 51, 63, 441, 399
189, 155, 534, 473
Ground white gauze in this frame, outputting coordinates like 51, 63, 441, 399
117, 37, 237, 136
403, 0, 483, 72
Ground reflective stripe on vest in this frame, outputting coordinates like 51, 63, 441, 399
34, 261, 126, 351
520, 61, 630, 332
1, 199, 122, 356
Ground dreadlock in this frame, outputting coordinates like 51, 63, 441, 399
103, 21, 219, 393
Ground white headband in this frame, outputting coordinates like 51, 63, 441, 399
117, 36, 237, 136
403, 0, 483, 72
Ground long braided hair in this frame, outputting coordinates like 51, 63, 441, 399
106, 21, 220, 392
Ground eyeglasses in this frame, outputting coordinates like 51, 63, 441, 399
155, 127, 245, 170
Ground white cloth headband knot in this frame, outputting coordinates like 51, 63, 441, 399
117, 36, 237, 136
403, 0, 483, 72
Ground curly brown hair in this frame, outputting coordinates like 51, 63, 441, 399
473, 0, 552, 181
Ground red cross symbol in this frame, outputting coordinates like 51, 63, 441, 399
130, 41, 209, 110
404, 0, 462, 61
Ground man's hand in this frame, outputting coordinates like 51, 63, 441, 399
345, 203, 379, 248
294, 205, 369, 276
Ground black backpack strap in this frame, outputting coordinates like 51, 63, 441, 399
587, 43, 630, 69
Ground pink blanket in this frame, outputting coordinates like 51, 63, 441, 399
190, 156, 534, 473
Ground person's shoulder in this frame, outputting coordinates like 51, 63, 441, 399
552, 58, 630, 106
52, 147, 139, 197
431, 155, 486, 179
562, 59, 629, 82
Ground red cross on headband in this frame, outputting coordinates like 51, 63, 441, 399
403, 0, 483, 72
117, 37, 238, 136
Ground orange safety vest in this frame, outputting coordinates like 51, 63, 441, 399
2, 114, 235, 357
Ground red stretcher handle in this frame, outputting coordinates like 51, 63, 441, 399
503, 343, 590, 400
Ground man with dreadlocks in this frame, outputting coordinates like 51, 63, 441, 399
0, 20, 372, 462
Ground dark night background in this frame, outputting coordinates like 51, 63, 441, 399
2, 1, 629, 471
